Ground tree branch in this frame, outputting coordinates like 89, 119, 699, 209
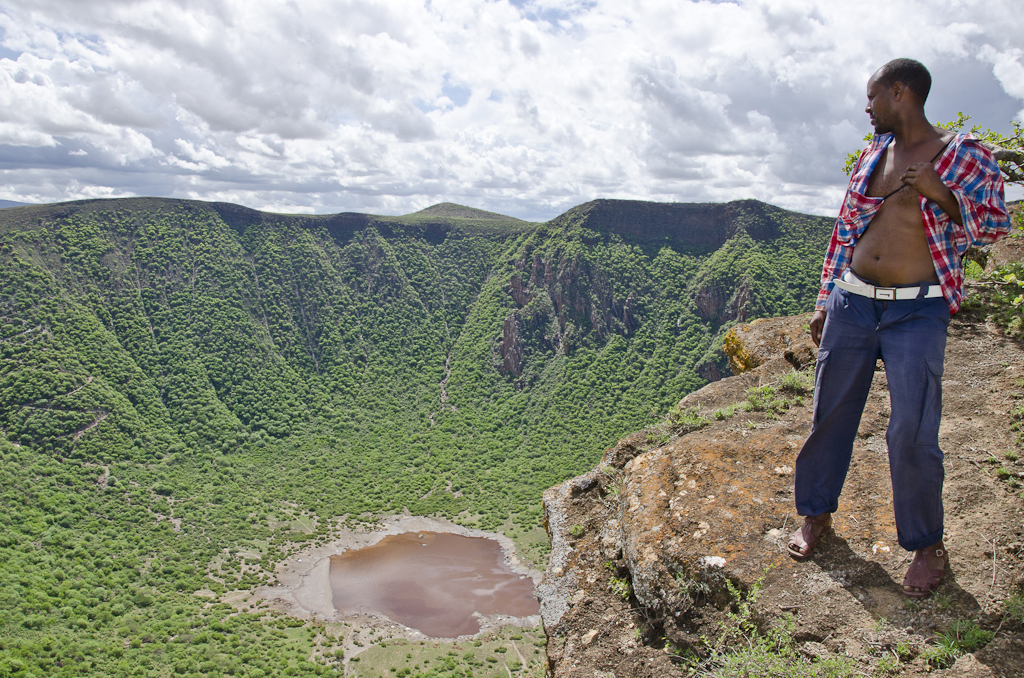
978, 142, 1023, 184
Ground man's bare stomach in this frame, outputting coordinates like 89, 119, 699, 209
851, 197, 939, 287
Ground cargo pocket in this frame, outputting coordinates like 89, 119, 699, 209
914, 357, 944, 447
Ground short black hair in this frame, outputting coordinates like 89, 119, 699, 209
876, 58, 932, 103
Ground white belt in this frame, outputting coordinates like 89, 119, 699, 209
833, 270, 943, 301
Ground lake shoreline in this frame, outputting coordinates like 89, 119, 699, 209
253, 514, 543, 643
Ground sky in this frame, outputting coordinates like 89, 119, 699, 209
0, 0, 1022, 221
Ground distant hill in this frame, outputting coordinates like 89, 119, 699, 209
0, 194, 831, 493
410, 202, 529, 221
0, 199, 29, 209
0, 195, 832, 675
0, 194, 830, 475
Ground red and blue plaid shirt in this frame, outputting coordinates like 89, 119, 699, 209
817, 132, 1009, 313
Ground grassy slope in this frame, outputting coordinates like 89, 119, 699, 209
0, 197, 831, 677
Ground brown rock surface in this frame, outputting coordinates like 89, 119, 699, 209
721, 313, 816, 374
540, 309, 1024, 678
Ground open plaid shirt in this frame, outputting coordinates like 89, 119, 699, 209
817, 132, 1009, 313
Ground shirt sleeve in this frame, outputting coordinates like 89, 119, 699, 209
933, 138, 1010, 252
816, 148, 868, 311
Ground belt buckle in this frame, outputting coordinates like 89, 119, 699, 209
873, 286, 896, 300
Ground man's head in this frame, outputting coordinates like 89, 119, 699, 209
865, 58, 931, 134
874, 58, 932, 103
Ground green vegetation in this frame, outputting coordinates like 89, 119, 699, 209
672, 573, 858, 677
778, 370, 813, 396
742, 385, 795, 416
643, 405, 711, 448
0, 196, 830, 675
963, 258, 1024, 472
1005, 590, 1024, 622
696, 371, 813, 427
348, 625, 545, 678
712, 403, 740, 420
962, 262, 1024, 338
921, 619, 994, 669
665, 405, 712, 435
609, 576, 632, 601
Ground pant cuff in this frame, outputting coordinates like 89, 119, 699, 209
795, 501, 838, 517
898, 528, 944, 552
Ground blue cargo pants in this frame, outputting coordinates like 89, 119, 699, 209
794, 278, 950, 551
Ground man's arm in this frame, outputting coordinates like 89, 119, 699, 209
810, 144, 877, 348
918, 137, 1009, 246
812, 219, 855, 347
809, 309, 826, 347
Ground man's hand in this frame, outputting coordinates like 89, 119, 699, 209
809, 309, 826, 347
901, 162, 963, 225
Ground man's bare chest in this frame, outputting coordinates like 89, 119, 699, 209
865, 138, 950, 202
866, 150, 908, 199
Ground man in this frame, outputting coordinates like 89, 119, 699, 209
787, 59, 1009, 597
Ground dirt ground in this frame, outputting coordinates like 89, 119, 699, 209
539, 309, 1024, 677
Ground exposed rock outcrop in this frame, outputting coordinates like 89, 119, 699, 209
722, 313, 816, 374
540, 311, 1024, 677
496, 245, 636, 377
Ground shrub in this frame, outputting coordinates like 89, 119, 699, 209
779, 371, 813, 395
609, 576, 632, 601
665, 405, 711, 434
1005, 592, 1024, 622
743, 385, 791, 414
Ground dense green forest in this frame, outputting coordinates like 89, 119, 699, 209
0, 197, 831, 677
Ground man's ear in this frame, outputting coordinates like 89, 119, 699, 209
890, 81, 906, 101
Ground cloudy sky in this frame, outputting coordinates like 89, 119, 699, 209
1, 0, 1022, 221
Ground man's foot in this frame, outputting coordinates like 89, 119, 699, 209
787, 513, 833, 559
902, 542, 948, 598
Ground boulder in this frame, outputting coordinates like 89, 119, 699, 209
722, 313, 815, 374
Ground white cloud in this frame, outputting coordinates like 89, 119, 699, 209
0, 0, 1021, 220
979, 45, 1024, 121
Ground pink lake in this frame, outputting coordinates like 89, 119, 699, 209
330, 531, 539, 637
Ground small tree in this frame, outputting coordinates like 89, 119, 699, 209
844, 114, 1024, 191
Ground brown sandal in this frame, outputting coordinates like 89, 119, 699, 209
787, 513, 833, 559
902, 543, 948, 598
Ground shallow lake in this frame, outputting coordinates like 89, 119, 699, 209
329, 531, 539, 637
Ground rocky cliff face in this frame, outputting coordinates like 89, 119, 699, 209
496, 248, 637, 379
539, 311, 1024, 677
550, 198, 786, 249
493, 198, 831, 385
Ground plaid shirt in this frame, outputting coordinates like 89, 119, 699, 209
817, 132, 1009, 313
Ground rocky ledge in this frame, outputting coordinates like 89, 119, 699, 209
539, 311, 1024, 677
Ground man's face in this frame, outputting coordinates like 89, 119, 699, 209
865, 75, 896, 134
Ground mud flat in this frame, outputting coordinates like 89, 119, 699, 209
254, 515, 542, 645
